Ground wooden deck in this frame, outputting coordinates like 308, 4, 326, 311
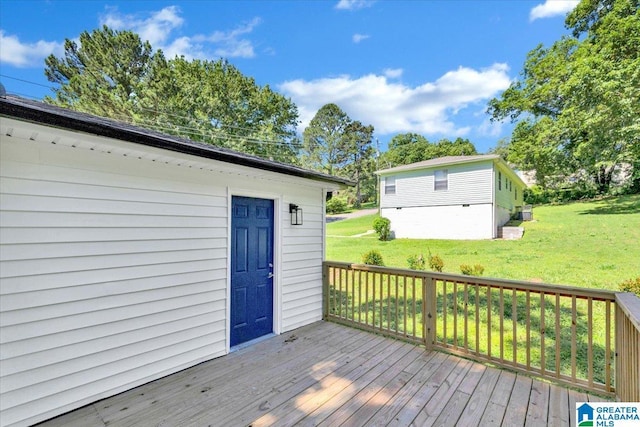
38, 321, 610, 427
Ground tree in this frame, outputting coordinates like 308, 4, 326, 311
488, 0, 640, 193
301, 103, 351, 175
380, 133, 478, 169
45, 25, 161, 121
342, 121, 375, 207
44, 26, 300, 163
433, 138, 478, 157
379, 133, 432, 168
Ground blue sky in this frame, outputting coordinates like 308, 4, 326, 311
0, 0, 579, 153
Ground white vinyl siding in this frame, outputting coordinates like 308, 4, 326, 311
380, 161, 493, 209
0, 121, 331, 427
381, 204, 493, 239
494, 163, 525, 227
280, 188, 325, 331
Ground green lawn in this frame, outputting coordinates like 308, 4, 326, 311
326, 194, 640, 290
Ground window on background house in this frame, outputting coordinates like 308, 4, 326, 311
515, 189, 518, 201
434, 169, 448, 191
385, 176, 396, 195
510, 180, 512, 192
498, 171, 502, 190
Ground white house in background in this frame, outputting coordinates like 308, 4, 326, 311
376, 155, 527, 240
0, 96, 351, 427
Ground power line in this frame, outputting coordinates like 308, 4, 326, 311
0, 74, 53, 89
0, 74, 302, 149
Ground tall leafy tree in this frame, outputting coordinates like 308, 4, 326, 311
301, 103, 351, 175
44, 26, 300, 163
45, 25, 161, 121
488, 0, 639, 193
342, 121, 375, 207
380, 133, 478, 168
379, 133, 432, 168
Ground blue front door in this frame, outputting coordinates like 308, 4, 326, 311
231, 196, 274, 346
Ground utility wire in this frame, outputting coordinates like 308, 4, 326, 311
0, 73, 302, 148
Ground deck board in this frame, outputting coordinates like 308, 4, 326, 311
36, 321, 610, 427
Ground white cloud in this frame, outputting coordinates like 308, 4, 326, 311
352, 33, 370, 43
336, 0, 375, 11
100, 6, 184, 46
383, 68, 403, 79
530, 0, 579, 21
279, 63, 511, 137
195, 17, 262, 58
0, 30, 63, 67
477, 117, 504, 137
100, 7, 261, 59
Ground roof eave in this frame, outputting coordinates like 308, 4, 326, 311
376, 155, 500, 175
0, 97, 354, 187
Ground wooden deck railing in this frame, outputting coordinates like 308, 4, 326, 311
323, 261, 640, 399
615, 292, 640, 401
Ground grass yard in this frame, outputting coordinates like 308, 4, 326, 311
326, 194, 640, 291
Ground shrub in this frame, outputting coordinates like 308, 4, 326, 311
362, 250, 384, 266
460, 264, 484, 276
326, 197, 348, 214
428, 254, 444, 272
372, 217, 392, 241
619, 277, 640, 296
407, 254, 426, 270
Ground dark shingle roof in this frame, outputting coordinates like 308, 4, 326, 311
0, 96, 354, 187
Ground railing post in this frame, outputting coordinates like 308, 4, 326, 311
322, 262, 330, 320
424, 275, 436, 350
615, 292, 640, 402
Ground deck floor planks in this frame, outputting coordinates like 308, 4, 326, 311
106, 322, 353, 426
456, 366, 502, 426
97, 321, 342, 425
525, 379, 551, 426
547, 383, 570, 426
361, 352, 451, 427
247, 334, 402, 426
181, 326, 376, 420
409, 357, 474, 426
36, 321, 608, 427
195, 327, 388, 426
392, 354, 468, 425
295, 342, 416, 427
477, 369, 517, 426
315, 345, 426, 427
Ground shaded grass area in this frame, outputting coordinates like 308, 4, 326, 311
326, 194, 640, 290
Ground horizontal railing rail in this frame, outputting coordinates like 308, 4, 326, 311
321, 261, 636, 398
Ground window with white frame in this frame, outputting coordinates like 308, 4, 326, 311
434, 169, 448, 191
385, 176, 396, 194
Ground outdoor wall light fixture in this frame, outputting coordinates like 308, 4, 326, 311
289, 203, 303, 226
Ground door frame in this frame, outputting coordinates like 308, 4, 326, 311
226, 188, 282, 353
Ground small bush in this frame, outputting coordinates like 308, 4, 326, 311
326, 197, 348, 214
619, 277, 640, 296
407, 254, 426, 270
460, 264, 484, 276
428, 254, 444, 272
362, 250, 384, 266
372, 217, 392, 241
